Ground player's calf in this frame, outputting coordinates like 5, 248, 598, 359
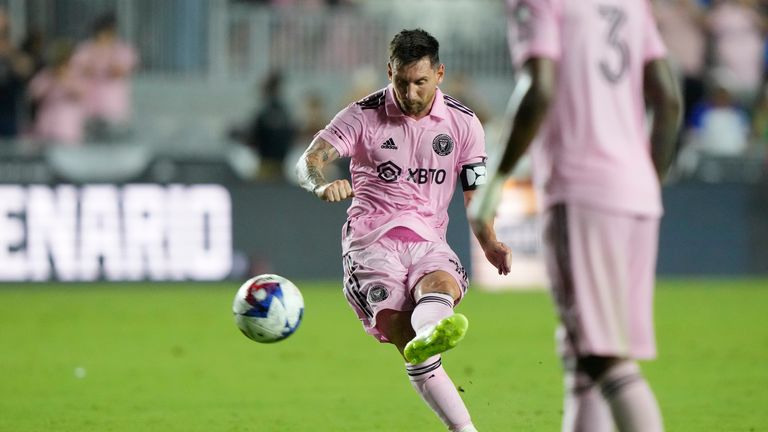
407, 355, 477, 432
578, 357, 663, 432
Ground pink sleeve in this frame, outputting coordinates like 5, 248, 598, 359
643, 1, 667, 62
119, 43, 139, 70
316, 104, 363, 158
458, 115, 487, 166
28, 71, 52, 100
507, 0, 561, 68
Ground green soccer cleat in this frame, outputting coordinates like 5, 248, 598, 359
404, 313, 469, 364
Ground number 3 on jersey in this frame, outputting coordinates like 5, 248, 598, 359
597, 4, 628, 84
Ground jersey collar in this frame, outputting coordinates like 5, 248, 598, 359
385, 84, 448, 120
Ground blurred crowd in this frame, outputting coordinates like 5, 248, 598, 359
0, 9, 138, 148
3, 0, 768, 185
234, 0, 768, 183
234, 0, 358, 6
655, 0, 768, 179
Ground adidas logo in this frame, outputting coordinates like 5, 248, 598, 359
381, 138, 398, 150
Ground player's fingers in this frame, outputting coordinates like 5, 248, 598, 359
331, 181, 346, 201
493, 249, 510, 275
330, 186, 341, 202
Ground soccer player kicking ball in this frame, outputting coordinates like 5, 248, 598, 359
297, 29, 510, 432
469, 1, 682, 431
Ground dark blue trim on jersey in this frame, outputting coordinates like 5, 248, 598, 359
444, 95, 474, 116
357, 90, 386, 110
343, 255, 373, 318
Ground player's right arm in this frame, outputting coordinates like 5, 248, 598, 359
644, 58, 682, 182
467, 57, 555, 228
296, 136, 354, 202
496, 58, 555, 176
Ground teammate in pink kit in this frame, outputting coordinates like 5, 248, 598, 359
469, 1, 681, 431
297, 29, 510, 432
72, 13, 138, 130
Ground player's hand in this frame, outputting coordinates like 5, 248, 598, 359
315, 180, 355, 202
482, 240, 511, 275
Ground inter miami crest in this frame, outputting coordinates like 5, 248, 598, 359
367, 285, 389, 303
432, 134, 454, 156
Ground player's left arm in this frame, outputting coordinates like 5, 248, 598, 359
644, 58, 682, 182
463, 177, 511, 276
456, 111, 510, 275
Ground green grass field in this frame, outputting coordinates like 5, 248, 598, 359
1, 279, 766, 432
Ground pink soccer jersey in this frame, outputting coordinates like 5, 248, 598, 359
29, 70, 87, 144
507, 0, 668, 216
71, 40, 138, 123
317, 84, 486, 252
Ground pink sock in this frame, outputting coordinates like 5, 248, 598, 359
562, 369, 614, 432
411, 293, 455, 333
407, 356, 473, 432
599, 361, 664, 432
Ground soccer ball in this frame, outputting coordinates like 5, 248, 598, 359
232, 274, 304, 343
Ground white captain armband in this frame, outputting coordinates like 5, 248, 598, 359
460, 162, 487, 191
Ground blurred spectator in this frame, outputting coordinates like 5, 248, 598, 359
706, 0, 766, 107
21, 29, 46, 74
28, 40, 86, 145
680, 74, 750, 175
233, 0, 355, 4
240, 70, 297, 181
321, 4, 373, 70
21, 29, 47, 130
269, 0, 327, 7
71, 12, 138, 141
298, 91, 327, 144
0, 8, 34, 139
288, 89, 348, 183
340, 64, 379, 109
750, 81, 768, 157
654, 0, 708, 126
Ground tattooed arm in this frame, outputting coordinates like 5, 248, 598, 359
296, 137, 354, 202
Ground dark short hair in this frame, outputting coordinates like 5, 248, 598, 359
388, 28, 440, 68
92, 12, 117, 36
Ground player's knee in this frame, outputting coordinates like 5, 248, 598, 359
576, 355, 623, 381
413, 271, 460, 301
